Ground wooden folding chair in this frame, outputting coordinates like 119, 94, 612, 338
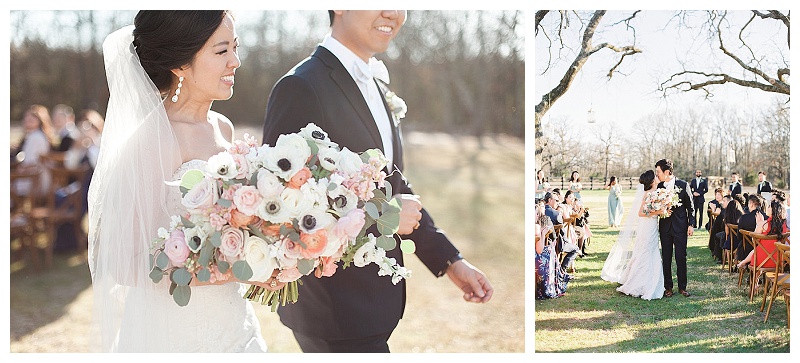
740, 230, 787, 302
762, 242, 789, 324
723, 223, 740, 274
738, 229, 755, 287
29, 155, 90, 268
10, 166, 43, 270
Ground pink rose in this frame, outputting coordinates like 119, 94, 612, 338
219, 226, 245, 261
182, 177, 218, 212
164, 229, 190, 267
209, 212, 228, 231
221, 183, 241, 201
233, 185, 263, 216
288, 167, 312, 189
315, 256, 338, 278
332, 209, 366, 242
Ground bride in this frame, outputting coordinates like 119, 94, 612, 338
600, 170, 667, 300
88, 11, 282, 352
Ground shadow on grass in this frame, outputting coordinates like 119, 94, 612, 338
10, 250, 91, 340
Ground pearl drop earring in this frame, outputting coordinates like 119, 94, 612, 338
172, 76, 184, 102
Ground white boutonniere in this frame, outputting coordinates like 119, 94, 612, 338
384, 90, 407, 126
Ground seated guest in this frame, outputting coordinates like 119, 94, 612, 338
737, 200, 789, 270
13, 104, 56, 197
536, 203, 571, 299
543, 191, 579, 274
561, 190, 585, 256
50, 104, 80, 152
706, 187, 724, 232
710, 195, 732, 263
737, 194, 768, 260
718, 197, 744, 255
742, 193, 750, 213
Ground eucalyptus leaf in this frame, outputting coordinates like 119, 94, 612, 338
232, 260, 254, 281
180, 216, 195, 229
155, 252, 169, 270
384, 182, 393, 201
169, 281, 177, 295
218, 260, 230, 274
377, 212, 400, 236
198, 243, 213, 267
149, 268, 164, 283
327, 182, 338, 191
365, 202, 380, 219
250, 172, 259, 185
179, 185, 189, 197
172, 268, 193, 286
196, 268, 211, 282
180, 169, 205, 191
217, 199, 232, 208
289, 230, 301, 244
172, 285, 192, 307
210, 231, 222, 248
248, 225, 269, 241
371, 188, 387, 202
376, 235, 397, 251
400, 239, 416, 254
297, 259, 315, 275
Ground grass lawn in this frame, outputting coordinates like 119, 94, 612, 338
9, 131, 524, 353
535, 189, 790, 353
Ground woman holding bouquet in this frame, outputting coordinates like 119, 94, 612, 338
88, 11, 282, 352
601, 170, 668, 300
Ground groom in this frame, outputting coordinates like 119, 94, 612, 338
262, 10, 493, 352
655, 159, 695, 297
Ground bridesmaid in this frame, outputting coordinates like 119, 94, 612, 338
606, 176, 623, 227
568, 170, 583, 201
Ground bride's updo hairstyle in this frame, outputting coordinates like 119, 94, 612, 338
639, 170, 656, 190
133, 11, 228, 94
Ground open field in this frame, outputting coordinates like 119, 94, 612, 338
535, 189, 790, 353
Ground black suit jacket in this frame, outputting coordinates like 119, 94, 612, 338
657, 178, 696, 235
262, 46, 459, 340
690, 177, 708, 205
729, 182, 742, 196
757, 181, 773, 194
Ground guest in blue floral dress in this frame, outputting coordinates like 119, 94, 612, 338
535, 203, 571, 299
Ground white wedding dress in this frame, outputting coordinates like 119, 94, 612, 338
115, 160, 267, 352
601, 186, 664, 300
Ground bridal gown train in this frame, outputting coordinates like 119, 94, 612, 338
615, 213, 665, 300
116, 160, 267, 352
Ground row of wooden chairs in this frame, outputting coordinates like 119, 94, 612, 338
10, 152, 89, 270
723, 222, 790, 328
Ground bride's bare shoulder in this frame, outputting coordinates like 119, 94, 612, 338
209, 110, 234, 141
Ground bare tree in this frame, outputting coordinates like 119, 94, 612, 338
659, 10, 789, 98
535, 10, 642, 169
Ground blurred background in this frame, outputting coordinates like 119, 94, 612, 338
8, 10, 525, 353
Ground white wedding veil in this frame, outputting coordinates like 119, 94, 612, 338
600, 183, 645, 283
87, 25, 182, 351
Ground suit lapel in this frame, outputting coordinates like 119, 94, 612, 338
377, 81, 404, 172
314, 47, 384, 151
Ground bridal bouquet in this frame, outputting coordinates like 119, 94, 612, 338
642, 186, 683, 218
148, 123, 413, 309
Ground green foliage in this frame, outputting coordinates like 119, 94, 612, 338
172, 285, 191, 307
232, 260, 253, 281
171, 268, 192, 286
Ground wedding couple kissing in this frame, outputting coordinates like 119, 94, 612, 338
601, 159, 696, 300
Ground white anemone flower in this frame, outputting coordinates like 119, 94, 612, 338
297, 207, 336, 234
328, 183, 358, 215
299, 123, 338, 149
206, 151, 238, 181
264, 135, 310, 181
256, 196, 292, 224
317, 146, 340, 171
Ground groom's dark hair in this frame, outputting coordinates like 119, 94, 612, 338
655, 159, 673, 175
329, 10, 335, 26
639, 170, 656, 190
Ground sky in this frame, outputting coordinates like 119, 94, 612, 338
535, 10, 789, 142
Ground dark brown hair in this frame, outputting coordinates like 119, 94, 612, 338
639, 170, 655, 190
133, 11, 228, 93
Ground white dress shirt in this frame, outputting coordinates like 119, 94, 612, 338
321, 34, 394, 168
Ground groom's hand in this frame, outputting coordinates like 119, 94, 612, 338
446, 259, 493, 303
688, 226, 694, 236
396, 194, 423, 235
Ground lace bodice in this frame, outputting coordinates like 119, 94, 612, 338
167, 159, 207, 216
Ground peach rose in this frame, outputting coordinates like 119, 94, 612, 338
233, 185, 263, 216
299, 229, 328, 259
315, 256, 339, 278
277, 266, 303, 282
262, 222, 286, 237
164, 229, 190, 266
229, 208, 257, 229
288, 167, 312, 189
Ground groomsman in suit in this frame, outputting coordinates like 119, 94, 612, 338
756, 171, 773, 200
262, 10, 493, 353
729, 172, 742, 197
690, 170, 708, 229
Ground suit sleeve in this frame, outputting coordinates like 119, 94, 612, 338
683, 181, 696, 228
263, 75, 326, 146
